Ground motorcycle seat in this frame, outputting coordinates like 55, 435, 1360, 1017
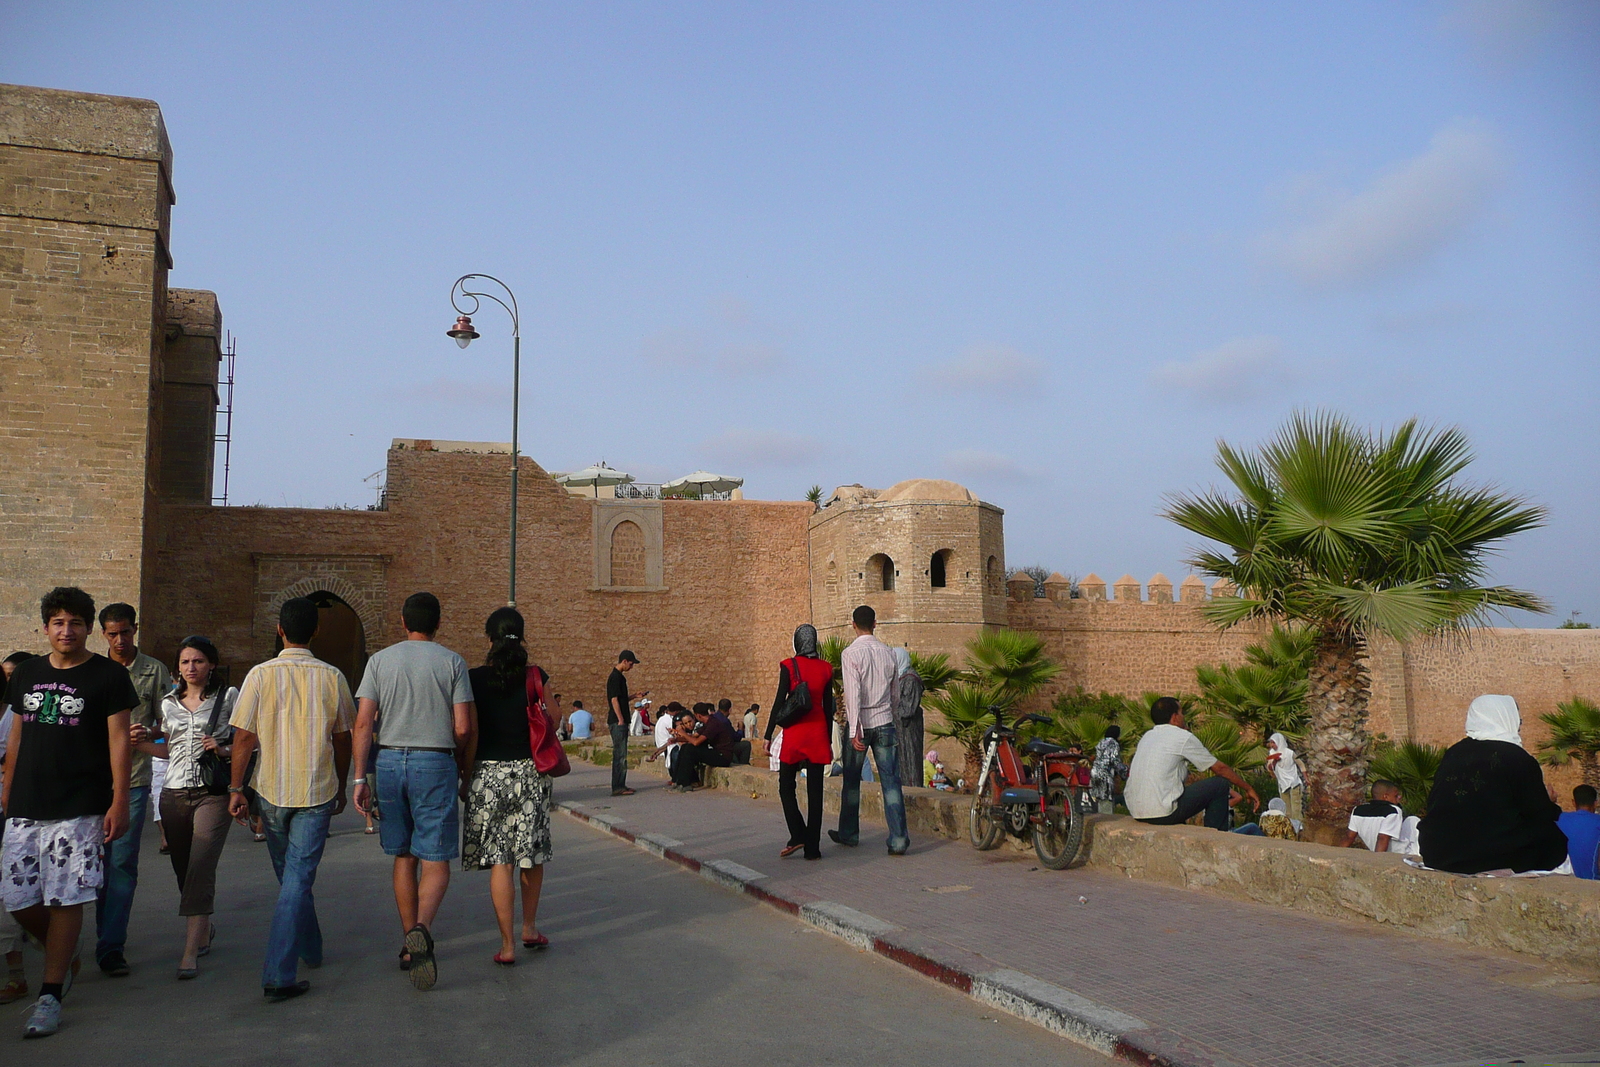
1022, 738, 1069, 757
999, 786, 1040, 806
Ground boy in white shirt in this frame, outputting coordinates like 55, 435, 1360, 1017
1341, 780, 1420, 856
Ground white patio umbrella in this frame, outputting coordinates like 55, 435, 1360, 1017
662, 470, 744, 498
557, 463, 635, 498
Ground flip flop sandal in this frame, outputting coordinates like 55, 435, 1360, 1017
779, 844, 804, 858
404, 924, 437, 991
521, 933, 549, 950
493, 952, 516, 966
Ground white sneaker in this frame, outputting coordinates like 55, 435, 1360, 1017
23, 994, 61, 1038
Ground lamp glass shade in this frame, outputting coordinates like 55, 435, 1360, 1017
454, 334, 473, 349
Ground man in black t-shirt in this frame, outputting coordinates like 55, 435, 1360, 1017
1, 587, 137, 1039
605, 652, 639, 796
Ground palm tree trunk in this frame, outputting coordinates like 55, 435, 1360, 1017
1583, 754, 1600, 792
962, 743, 984, 794
1303, 629, 1373, 822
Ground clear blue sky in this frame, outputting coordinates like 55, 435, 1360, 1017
6, 2, 1596, 625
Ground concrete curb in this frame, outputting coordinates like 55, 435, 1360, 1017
556, 799, 1240, 1067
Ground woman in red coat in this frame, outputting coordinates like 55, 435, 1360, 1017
766, 625, 836, 860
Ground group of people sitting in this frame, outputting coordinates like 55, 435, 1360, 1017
644, 699, 754, 792
1113, 693, 1599, 879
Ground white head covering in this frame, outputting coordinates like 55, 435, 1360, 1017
1267, 732, 1303, 792
1465, 694, 1522, 746
1263, 796, 1303, 833
891, 646, 912, 678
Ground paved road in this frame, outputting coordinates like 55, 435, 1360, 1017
6, 809, 1112, 1065
558, 760, 1600, 1067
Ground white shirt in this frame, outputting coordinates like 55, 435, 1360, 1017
1124, 724, 1218, 820
1348, 801, 1420, 856
653, 714, 675, 749
840, 634, 897, 737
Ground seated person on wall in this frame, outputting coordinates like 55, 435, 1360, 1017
566, 700, 592, 740
1418, 695, 1569, 875
1125, 697, 1261, 831
716, 700, 752, 765
668, 703, 739, 793
645, 704, 692, 774
1557, 785, 1600, 881
1339, 780, 1420, 856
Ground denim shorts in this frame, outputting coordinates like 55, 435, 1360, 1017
376, 748, 461, 862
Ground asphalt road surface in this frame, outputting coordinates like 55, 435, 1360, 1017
7, 808, 1113, 1065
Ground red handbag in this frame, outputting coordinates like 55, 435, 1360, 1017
525, 665, 571, 778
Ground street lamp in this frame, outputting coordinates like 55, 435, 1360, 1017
447, 274, 520, 606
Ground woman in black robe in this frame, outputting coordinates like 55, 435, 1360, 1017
1418, 695, 1568, 874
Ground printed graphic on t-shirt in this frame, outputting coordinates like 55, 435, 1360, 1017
19, 685, 89, 727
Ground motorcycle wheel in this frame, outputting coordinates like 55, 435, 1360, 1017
1033, 782, 1086, 870
969, 797, 1004, 851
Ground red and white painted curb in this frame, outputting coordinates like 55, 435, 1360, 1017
557, 800, 1241, 1067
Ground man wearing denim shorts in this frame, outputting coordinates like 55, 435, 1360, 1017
351, 592, 474, 992
2, 587, 137, 1038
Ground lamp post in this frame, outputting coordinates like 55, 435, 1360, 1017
446, 274, 521, 606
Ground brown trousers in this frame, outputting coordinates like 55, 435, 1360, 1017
159, 786, 233, 916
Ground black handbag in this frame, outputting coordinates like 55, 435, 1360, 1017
773, 658, 813, 729
194, 688, 233, 797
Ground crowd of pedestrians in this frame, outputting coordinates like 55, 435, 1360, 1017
0, 586, 564, 1037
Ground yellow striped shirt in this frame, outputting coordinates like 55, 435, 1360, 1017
230, 647, 355, 809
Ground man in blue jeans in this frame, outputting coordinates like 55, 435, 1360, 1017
351, 592, 474, 992
227, 597, 355, 1002
93, 603, 170, 977
1125, 697, 1259, 831
829, 606, 910, 855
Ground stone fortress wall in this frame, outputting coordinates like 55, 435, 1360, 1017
5, 81, 1597, 780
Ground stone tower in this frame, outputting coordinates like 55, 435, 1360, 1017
0, 84, 220, 651
807, 479, 1006, 660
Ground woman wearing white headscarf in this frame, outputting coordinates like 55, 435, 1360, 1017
1417, 695, 1568, 874
892, 647, 924, 789
1265, 732, 1304, 825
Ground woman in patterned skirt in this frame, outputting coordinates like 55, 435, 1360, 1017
463, 607, 553, 965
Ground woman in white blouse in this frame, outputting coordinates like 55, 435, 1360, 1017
138, 636, 238, 980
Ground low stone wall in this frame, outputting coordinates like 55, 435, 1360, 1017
618, 757, 1600, 975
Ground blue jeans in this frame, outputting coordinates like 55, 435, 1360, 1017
257, 797, 334, 988
375, 749, 460, 862
837, 723, 909, 853
95, 785, 149, 962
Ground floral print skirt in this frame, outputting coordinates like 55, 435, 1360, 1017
462, 760, 552, 870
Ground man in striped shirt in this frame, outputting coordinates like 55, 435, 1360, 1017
228, 597, 355, 1002
829, 605, 910, 856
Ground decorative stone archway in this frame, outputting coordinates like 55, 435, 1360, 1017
252, 554, 390, 663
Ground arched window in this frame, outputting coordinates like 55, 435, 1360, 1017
610, 520, 646, 586
867, 553, 895, 592
985, 555, 1001, 597
930, 549, 952, 589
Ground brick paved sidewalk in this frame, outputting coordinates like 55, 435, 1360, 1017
557, 761, 1600, 1067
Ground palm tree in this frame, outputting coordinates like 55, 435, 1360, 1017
908, 651, 963, 696
1193, 625, 1314, 741
964, 629, 1061, 703
1165, 412, 1547, 820
1537, 697, 1600, 790
927, 681, 1006, 789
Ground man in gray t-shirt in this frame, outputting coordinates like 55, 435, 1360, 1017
349, 593, 475, 992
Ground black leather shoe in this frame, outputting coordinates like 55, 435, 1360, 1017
827, 830, 858, 847
263, 980, 311, 1002
98, 951, 130, 977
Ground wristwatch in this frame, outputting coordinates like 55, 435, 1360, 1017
352, 777, 367, 786
227, 786, 244, 794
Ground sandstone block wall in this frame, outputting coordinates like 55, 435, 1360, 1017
0, 84, 174, 653
146, 446, 814, 727
156, 288, 221, 502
